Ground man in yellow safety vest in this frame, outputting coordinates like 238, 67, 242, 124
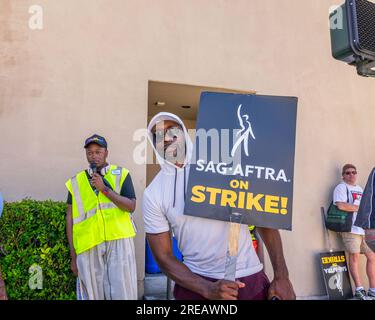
65, 134, 137, 300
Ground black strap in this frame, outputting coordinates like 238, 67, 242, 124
183, 167, 186, 202
173, 168, 177, 208
345, 185, 350, 203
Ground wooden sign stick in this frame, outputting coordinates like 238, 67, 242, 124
228, 222, 241, 258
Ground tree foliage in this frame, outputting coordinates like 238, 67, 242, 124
0, 200, 75, 300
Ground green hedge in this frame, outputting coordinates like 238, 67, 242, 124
0, 199, 76, 300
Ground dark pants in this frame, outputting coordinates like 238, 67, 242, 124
173, 270, 270, 300
365, 229, 375, 252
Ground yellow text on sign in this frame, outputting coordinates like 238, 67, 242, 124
321, 255, 346, 264
191, 185, 288, 215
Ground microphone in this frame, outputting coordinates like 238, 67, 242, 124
90, 163, 97, 175
90, 163, 99, 195
90, 163, 111, 191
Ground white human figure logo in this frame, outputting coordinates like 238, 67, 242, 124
231, 104, 256, 157
328, 271, 344, 296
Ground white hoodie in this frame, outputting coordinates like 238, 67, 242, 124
142, 112, 263, 279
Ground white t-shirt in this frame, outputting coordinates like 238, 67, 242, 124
333, 182, 364, 235
142, 112, 263, 279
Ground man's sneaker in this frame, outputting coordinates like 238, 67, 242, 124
354, 289, 369, 300
367, 290, 375, 300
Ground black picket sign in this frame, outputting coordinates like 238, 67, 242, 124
319, 251, 353, 300
184, 92, 297, 230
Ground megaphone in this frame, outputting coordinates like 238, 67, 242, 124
330, 0, 375, 77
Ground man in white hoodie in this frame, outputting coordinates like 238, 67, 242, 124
142, 112, 295, 300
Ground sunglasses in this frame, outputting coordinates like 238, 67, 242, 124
344, 171, 357, 175
153, 126, 183, 145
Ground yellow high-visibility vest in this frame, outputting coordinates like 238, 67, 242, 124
249, 225, 256, 241
66, 165, 136, 255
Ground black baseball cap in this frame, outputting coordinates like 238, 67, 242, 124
84, 134, 108, 149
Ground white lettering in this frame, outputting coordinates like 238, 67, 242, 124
194, 160, 290, 182
276, 170, 287, 182
265, 168, 275, 180
217, 162, 227, 175
245, 165, 254, 176
205, 161, 216, 173
329, 5, 343, 30
28, 264, 43, 290
28, 5, 43, 30
137, 305, 170, 318
196, 159, 205, 171
232, 164, 244, 176
255, 166, 265, 178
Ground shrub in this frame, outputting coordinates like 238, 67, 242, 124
0, 199, 76, 300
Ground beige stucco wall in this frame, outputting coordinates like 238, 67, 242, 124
1, 0, 375, 298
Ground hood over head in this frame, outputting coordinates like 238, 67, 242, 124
147, 112, 193, 174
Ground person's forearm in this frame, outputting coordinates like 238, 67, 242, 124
66, 206, 76, 259
147, 231, 241, 300
103, 189, 136, 212
257, 227, 289, 279
335, 202, 358, 212
156, 252, 213, 298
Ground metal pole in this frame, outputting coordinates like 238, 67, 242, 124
321, 207, 333, 252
